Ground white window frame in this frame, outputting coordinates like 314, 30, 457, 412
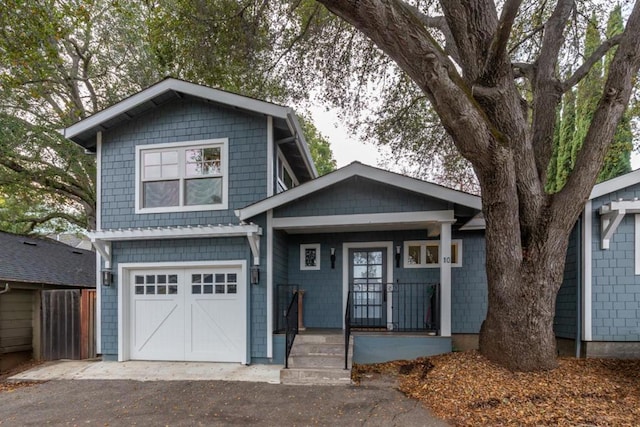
135, 138, 229, 213
403, 239, 463, 268
300, 243, 321, 270
276, 149, 299, 193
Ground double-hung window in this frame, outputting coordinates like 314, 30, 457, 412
136, 139, 228, 213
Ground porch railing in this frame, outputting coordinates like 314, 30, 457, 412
344, 290, 352, 370
347, 282, 440, 333
275, 284, 299, 333
284, 290, 299, 369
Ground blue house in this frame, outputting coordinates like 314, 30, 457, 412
62, 78, 639, 373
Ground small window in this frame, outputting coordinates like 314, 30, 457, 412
276, 151, 299, 193
300, 243, 321, 270
403, 240, 463, 268
136, 139, 228, 213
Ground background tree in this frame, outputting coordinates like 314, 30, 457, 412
547, 6, 632, 191
309, 0, 640, 371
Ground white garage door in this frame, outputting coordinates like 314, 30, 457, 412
129, 267, 246, 362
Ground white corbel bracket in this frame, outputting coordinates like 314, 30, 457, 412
599, 205, 626, 250
247, 231, 260, 266
92, 239, 112, 268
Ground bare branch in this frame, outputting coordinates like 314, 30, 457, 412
562, 34, 623, 91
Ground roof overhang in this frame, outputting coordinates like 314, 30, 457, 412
236, 162, 481, 222
590, 168, 640, 199
272, 210, 455, 235
88, 223, 262, 265
62, 78, 317, 179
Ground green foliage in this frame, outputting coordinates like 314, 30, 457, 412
299, 117, 337, 176
547, 7, 632, 192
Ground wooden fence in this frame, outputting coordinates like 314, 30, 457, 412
41, 289, 96, 360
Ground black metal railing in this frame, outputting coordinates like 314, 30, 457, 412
344, 290, 352, 370
347, 282, 440, 333
284, 290, 299, 369
275, 284, 299, 333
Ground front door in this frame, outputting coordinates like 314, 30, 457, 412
349, 248, 386, 328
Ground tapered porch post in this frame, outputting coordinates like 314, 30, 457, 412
440, 221, 452, 336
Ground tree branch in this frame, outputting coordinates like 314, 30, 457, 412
562, 34, 623, 91
483, 0, 522, 81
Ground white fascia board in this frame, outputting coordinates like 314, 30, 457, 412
600, 200, 640, 214
64, 78, 291, 140
271, 210, 455, 230
459, 212, 486, 230
237, 162, 481, 221
590, 168, 640, 200
88, 224, 261, 241
286, 111, 318, 178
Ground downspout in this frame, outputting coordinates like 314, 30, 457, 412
575, 216, 582, 358
0, 283, 9, 295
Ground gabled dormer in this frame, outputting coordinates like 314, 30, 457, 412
63, 78, 317, 230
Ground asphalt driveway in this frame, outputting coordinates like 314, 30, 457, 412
0, 378, 448, 426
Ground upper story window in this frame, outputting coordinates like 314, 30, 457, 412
135, 139, 228, 213
403, 240, 463, 268
276, 150, 298, 193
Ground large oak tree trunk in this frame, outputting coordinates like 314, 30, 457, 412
316, 0, 640, 371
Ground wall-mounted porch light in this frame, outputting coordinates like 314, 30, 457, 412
251, 266, 260, 285
330, 247, 336, 269
101, 268, 112, 287
395, 245, 401, 268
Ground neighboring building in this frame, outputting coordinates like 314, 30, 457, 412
62, 78, 639, 367
0, 232, 95, 371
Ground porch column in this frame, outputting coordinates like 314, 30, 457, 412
440, 221, 452, 336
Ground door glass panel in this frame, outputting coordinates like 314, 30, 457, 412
367, 265, 382, 278
352, 252, 368, 265
168, 285, 178, 294
368, 251, 382, 264
353, 266, 368, 278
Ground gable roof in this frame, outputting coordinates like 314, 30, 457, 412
236, 161, 482, 221
62, 77, 317, 180
0, 232, 95, 288
590, 168, 640, 199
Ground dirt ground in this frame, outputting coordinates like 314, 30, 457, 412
355, 351, 640, 426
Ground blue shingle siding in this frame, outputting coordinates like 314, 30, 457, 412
281, 229, 487, 331
554, 223, 578, 339
273, 177, 449, 218
99, 237, 263, 358
590, 185, 640, 341
100, 98, 267, 229
451, 231, 487, 333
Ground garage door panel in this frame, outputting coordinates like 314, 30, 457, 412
130, 266, 245, 362
131, 299, 184, 360
187, 299, 243, 362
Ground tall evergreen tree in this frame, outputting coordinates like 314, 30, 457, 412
599, 5, 632, 182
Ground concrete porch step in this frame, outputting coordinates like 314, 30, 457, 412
294, 333, 346, 345
280, 367, 352, 386
287, 354, 345, 369
290, 343, 344, 356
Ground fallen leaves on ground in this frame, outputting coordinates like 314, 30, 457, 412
354, 351, 640, 426
0, 360, 43, 393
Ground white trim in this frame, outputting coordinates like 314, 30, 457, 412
440, 223, 452, 337
342, 241, 394, 329
266, 210, 273, 358
64, 79, 291, 139
117, 260, 248, 363
460, 213, 485, 230
300, 243, 321, 270
590, 168, 640, 199
237, 162, 481, 221
95, 132, 102, 354
267, 116, 274, 197
635, 215, 640, 275
271, 211, 455, 232
63, 78, 317, 180
582, 201, 592, 341
276, 148, 300, 193
134, 138, 229, 213
89, 224, 261, 241
403, 239, 463, 268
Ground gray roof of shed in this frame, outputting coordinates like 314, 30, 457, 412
0, 232, 95, 288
